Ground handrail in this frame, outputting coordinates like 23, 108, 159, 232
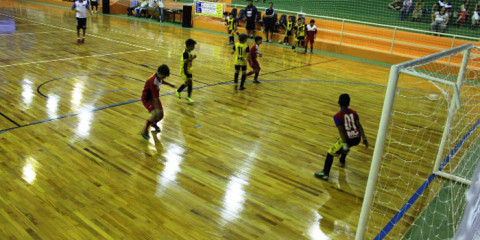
225, 3, 480, 41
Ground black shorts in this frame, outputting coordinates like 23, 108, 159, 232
285, 30, 292, 36
235, 65, 247, 71
264, 22, 274, 32
246, 20, 255, 30
76, 18, 87, 29
297, 36, 305, 41
91, 1, 98, 6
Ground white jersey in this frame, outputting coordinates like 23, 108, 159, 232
73, 1, 89, 18
157, 0, 164, 8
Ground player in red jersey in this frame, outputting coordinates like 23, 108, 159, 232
315, 93, 369, 180
246, 36, 263, 84
305, 19, 317, 54
141, 64, 176, 140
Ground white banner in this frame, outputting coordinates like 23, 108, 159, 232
195, 1, 223, 18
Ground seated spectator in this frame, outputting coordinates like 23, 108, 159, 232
400, 0, 413, 20
472, 8, 480, 29
135, 0, 148, 17
412, 0, 425, 21
431, 7, 449, 35
388, 0, 403, 10
127, 0, 139, 16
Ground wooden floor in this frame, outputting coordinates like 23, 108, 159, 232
0, 1, 465, 239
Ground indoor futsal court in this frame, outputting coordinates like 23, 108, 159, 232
1, 0, 478, 239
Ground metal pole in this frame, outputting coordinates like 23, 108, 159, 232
432, 48, 471, 173
390, 27, 397, 54
355, 65, 400, 240
339, 19, 345, 45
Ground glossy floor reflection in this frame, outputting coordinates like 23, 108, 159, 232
0, 0, 398, 239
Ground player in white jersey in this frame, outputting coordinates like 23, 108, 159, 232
72, 0, 90, 43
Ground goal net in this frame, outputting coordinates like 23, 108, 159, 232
355, 43, 480, 240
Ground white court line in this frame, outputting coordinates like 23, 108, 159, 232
0, 49, 149, 68
0, 30, 70, 35
0, 12, 154, 51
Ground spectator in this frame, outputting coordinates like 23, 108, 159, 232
263, 2, 275, 42
158, 0, 164, 22
388, 0, 403, 10
244, 0, 258, 38
455, 0, 470, 26
400, 0, 413, 20
439, 0, 452, 16
135, 0, 147, 17
431, 7, 448, 35
127, 0, 139, 16
412, 0, 425, 22
472, 8, 480, 29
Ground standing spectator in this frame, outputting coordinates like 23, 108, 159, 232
89, 0, 98, 14
412, 0, 425, 22
244, 0, 258, 39
472, 8, 480, 29
455, 0, 470, 26
400, 0, 413, 20
72, 0, 89, 44
263, 2, 275, 42
157, 0, 164, 22
431, 7, 449, 35
127, 0, 139, 16
147, 0, 156, 18
135, 0, 148, 17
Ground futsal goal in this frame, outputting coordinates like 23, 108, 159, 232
355, 43, 480, 240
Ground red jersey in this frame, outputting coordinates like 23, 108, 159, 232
141, 74, 162, 102
306, 24, 317, 39
249, 43, 259, 61
333, 108, 360, 140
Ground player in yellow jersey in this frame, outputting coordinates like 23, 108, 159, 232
226, 11, 237, 45
292, 17, 305, 51
282, 16, 294, 46
176, 39, 197, 103
232, 34, 250, 90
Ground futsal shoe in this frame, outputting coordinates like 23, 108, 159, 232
314, 172, 329, 180
187, 97, 195, 103
239, 86, 246, 90
81, 38, 85, 43
141, 131, 150, 140
340, 161, 345, 168
253, 80, 261, 83
151, 124, 161, 132
77, 39, 81, 43
175, 90, 181, 99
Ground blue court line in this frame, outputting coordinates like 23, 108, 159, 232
374, 118, 480, 240
0, 79, 380, 134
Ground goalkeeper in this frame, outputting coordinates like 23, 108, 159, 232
315, 93, 369, 181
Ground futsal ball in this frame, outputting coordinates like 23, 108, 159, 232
278, 40, 283, 43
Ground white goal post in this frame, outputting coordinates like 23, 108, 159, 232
355, 43, 480, 240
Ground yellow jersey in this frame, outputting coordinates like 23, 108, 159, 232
285, 20, 293, 31
180, 48, 193, 75
296, 23, 306, 37
233, 42, 249, 66
227, 18, 236, 31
